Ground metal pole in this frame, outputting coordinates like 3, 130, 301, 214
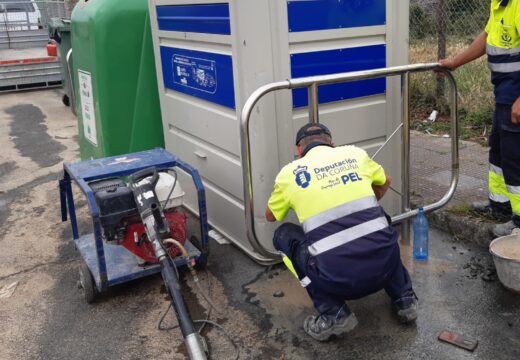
391, 68, 459, 223
66, 49, 77, 116
308, 83, 319, 123
401, 72, 411, 243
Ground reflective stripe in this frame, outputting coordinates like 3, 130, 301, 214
489, 169, 509, 203
488, 61, 520, 73
486, 43, 520, 56
300, 276, 311, 288
302, 196, 378, 233
507, 185, 520, 195
490, 164, 503, 176
490, 192, 510, 203
308, 216, 388, 256
509, 193, 520, 215
282, 255, 299, 279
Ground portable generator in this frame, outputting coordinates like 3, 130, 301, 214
59, 149, 210, 360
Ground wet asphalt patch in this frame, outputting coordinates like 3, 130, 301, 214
6, 104, 66, 168
0, 171, 59, 228
0, 161, 17, 180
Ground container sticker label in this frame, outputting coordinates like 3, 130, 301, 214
160, 46, 235, 108
172, 55, 217, 94
78, 70, 97, 146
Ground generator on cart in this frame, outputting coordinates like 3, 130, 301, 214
59, 149, 210, 359
90, 173, 187, 264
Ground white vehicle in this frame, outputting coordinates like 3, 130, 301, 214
0, 0, 41, 31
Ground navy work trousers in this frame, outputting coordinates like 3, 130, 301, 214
489, 103, 520, 225
273, 223, 413, 315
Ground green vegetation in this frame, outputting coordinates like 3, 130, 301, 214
409, 39, 494, 145
447, 203, 501, 223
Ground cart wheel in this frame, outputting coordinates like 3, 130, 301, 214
190, 235, 208, 270
79, 263, 97, 304
62, 94, 70, 107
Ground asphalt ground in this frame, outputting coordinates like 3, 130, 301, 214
0, 90, 519, 359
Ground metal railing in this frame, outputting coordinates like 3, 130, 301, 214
0, 0, 74, 30
240, 63, 459, 259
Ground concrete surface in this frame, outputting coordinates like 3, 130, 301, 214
0, 90, 519, 359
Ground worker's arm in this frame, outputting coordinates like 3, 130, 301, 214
512, 96, 520, 125
439, 31, 487, 70
372, 174, 392, 201
265, 207, 277, 222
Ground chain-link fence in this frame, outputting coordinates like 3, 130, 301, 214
409, 0, 494, 142
0, 0, 75, 31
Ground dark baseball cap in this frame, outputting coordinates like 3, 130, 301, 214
295, 123, 332, 145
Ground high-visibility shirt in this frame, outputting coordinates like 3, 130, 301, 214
268, 145, 398, 285
485, 0, 520, 104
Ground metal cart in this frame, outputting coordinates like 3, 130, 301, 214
58, 148, 209, 302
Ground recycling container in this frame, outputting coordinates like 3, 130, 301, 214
71, 0, 164, 160
148, 0, 409, 263
48, 17, 72, 106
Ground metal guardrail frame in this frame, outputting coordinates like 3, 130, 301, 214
240, 63, 459, 259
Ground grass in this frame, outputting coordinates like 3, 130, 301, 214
409, 39, 494, 145
446, 203, 501, 223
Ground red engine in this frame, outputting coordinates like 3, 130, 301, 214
120, 211, 187, 264
90, 178, 188, 264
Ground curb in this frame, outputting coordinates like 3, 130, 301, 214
427, 208, 495, 248
409, 201, 495, 249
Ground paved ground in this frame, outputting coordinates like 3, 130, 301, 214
0, 90, 519, 359
410, 131, 489, 207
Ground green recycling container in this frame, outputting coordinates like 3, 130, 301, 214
48, 17, 72, 107
71, 0, 164, 160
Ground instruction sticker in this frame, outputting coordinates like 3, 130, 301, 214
173, 55, 217, 94
78, 70, 97, 146
160, 46, 235, 108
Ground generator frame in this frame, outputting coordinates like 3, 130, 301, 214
58, 148, 209, 300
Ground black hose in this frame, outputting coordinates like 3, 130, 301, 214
159, 256, 196, 338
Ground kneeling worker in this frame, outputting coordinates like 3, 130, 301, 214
265, 123, 417, 341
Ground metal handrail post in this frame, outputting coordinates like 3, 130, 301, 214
401, 72, 411, 243
308, 83, 319, 123
391, 69, 459, 223
240, 63, 458, 259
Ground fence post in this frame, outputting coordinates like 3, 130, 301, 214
436, 0, 447, 99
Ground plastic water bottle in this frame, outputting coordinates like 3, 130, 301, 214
413, 207, 429, 261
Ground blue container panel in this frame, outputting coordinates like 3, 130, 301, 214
160, 46, 235, 109
156, 3, 230, 35
287, 0, 386, 32
291, 44, 386, 108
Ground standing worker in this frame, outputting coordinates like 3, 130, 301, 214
440, 0, 520, 236
265, 123, 417, 341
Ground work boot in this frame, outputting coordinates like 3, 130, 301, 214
303, 305, 358, 342
393, 292, 418, 323
471, 201, 511, 222
492, 220, 520, 238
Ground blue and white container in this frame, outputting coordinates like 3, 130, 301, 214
148, 0, 410, 263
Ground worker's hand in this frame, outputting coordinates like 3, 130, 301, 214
372, 174, 392, 201
438, 58, 458, 71
265, 207, 276, 222
512, 97, 520, 125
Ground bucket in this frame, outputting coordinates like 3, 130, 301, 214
489, 233, 520, 293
